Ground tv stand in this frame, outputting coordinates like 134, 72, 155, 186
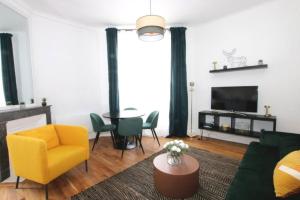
232, 111, 248, 117
198, 110, 276, 138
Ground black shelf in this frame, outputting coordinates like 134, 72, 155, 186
198, 111, 276, 138
209, 64, 268, 73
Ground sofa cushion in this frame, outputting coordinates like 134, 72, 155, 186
226, 142, 278, 200
239, 142, 279, 172
260, 131, 300, 148
47, 145, 86, 181
17, 125, 60, 150
279, 138, 300, 159
226, 168, 276, 200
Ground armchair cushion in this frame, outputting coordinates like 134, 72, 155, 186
17, 125, 59, 150
48, 145, 87, 181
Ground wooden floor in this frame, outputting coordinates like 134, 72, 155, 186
0, 136, 247, 200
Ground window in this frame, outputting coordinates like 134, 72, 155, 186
118, 31, 170, 135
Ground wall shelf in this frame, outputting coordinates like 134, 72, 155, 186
209, 64, 268, 73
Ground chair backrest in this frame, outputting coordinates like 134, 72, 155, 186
90, 113, 105, 132
118, 118, 143, 137
146, 111, 159, 128
124, 107, 137, 111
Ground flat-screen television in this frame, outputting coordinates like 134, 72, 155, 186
211, 86, 258, 112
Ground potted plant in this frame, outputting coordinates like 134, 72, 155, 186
163, 140, 189, 165
42, 98, 47, 107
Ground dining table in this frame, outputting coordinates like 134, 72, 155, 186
102, 110, 144, 149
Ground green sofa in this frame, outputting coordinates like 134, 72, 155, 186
226, 130, 300, 200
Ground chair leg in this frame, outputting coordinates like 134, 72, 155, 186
110, 131, 116, 147
45, 184, 48, 200
16, 176, 20, 189
140, 131, 143, 142
85, 160, 88, 172
135, 135, 138, 147
150, 129, 155, 140
92, 132, 100, 151
121, 136, 127, 158
138, 136, 145, 154
153, 129, 160, 146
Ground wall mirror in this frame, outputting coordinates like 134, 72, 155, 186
0, 2, 33, 108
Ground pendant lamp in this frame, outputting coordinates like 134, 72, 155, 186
136, 0, 166, 41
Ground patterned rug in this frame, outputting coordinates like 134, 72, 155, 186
72, 148, 240, 200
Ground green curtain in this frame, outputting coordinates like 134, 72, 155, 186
106, 28, 119, 113
0, 33, 18, 105
169, 27, 188, 137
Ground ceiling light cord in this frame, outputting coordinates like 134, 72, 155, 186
149, 0, 152, 16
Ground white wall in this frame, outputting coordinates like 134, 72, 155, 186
187, 0, 300, 143
29, 15, 109, 137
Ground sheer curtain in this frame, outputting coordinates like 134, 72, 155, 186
118, 31, 170, 136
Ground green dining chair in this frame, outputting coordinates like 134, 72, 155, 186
142, 111, 160, 146
123, 107, 137, 110
118, 117, 144, 158
90, 113, 116, 151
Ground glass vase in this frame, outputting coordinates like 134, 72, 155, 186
167, 153, 182, 166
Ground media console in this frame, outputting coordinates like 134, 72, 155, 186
198, 111, 276, 138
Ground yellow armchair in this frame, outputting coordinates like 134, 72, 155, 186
6, 124, 89, 200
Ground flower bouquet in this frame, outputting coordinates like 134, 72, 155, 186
163, 140, 189, 165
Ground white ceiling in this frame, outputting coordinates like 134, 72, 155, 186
18, 0, 274, 27
0, 3, 27, 31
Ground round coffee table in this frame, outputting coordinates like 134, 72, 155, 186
153, 153, 199, 198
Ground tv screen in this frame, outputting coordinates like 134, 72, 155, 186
211, 86, 258, 112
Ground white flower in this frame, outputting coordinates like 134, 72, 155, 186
176, 147, 181, 153
179, 143, 185, 148
171, 146, 177, 152
185, 144, 189, 149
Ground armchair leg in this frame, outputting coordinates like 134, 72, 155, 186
92, 132, 100, 151
16, 176, 20, 189
85, 160, 88, 172
45, 184, 48, 200
153, 129, 160, 146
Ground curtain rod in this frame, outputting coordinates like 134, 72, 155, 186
117, 28, 170, 32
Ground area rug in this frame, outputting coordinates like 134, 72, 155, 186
72, 148, 240, 200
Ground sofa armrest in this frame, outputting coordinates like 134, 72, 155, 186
6, 135, 48, 184
54, 125, 89, 158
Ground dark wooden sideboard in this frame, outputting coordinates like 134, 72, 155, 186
0, 105, 51, 182
198, 110, 276, 138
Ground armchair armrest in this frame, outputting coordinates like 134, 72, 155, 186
6, 135, 48, 184
54, 125, 89, 158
